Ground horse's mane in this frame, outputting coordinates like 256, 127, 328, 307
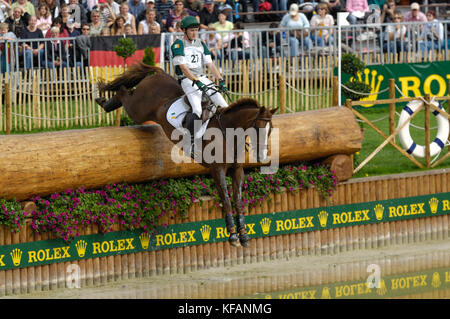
220, 98, 261, 114
98, 62, 167, 93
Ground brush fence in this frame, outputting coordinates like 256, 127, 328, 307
0, 169, 448, 295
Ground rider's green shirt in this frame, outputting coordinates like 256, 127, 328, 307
171, 38, 212, 79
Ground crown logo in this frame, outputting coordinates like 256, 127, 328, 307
351, 68, 384, 107
321, 287, 331, 299
139, 232, 151, 250
431, 272, 441, 288
376, 279, 387, 296
374, 204, 384, 221
429, 197, 439, 214
260, 218, 271, 235
74, 240, 87, 257
200, 225, 212, 242
318, 211, 328, 228
10, 248, 22, 267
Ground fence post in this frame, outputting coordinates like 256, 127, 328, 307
279, 74, 286, 114
332, 76, 338, 106
389, 78, 395, 138
424, 94, 431, 168
345, 99, 352, 110
115, 109, 122, 127
5, 82, 11, 135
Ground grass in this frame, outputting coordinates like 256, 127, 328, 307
352, 101, 450, 178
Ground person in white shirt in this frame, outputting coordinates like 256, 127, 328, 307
310, 2, 335, 47
419, 10, 444, 52
383, 10, 408, 54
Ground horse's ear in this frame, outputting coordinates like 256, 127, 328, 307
270, 107, 279, 115
259, 106, 266, 113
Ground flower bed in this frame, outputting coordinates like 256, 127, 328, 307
0, 163, 337, 242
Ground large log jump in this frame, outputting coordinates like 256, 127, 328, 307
0, 107, 362, 200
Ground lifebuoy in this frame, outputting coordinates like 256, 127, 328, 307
398, 99, 449, 158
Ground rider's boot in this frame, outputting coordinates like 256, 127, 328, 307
95, 95, 122, 113
186, 113, 201, 143
236, 214, 250, 247
225, 213, 240, 246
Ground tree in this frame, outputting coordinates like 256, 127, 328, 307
113, 37, 137, 68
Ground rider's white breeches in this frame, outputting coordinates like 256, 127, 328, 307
181, 76, 228, 118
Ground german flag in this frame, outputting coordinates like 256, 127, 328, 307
89, 34, 161, 67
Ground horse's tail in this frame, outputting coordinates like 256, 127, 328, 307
98, 62, 164, 93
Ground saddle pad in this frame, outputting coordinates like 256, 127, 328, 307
166, 97, 210, 140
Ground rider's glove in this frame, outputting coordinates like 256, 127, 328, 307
218, 79, 228, 93
194, 79, 208, 92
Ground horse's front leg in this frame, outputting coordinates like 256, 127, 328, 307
210, 166, 240, 247
230, 165, 250, 247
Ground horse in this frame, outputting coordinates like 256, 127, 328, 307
95, 62, 277, 247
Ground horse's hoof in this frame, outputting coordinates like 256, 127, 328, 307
95, 97, 106, 107
228, 233, 240, 247
239, 233, 251, 248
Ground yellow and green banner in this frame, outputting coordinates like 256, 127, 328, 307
0, 192, 449, 271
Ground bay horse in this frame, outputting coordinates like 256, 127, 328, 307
95, 62, 277, 247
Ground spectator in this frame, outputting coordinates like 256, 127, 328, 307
42, 26, 68, 68
11, 0, 35, 17
137, 0, 162, 24
380, 0, 395, 23
310, 2, 335, 47
166, 0, 197, 32
199, 0, 219, 30
138, 8, 160, 34
183, 0, 201, 14
0, 22, 16, 39
46, 17, 69, 47
100, 26, 111, 35
66, 21, 80, 36
119, 3, 136, 33
212, 8, 233, 39
419, 10, 444, 52
5, 7, 29, 38
74, 23, 91, 67
60, 4, 79, 28
111, 14, 126, 34
155, 0, 173, 29
98, 0, 119, 27
19, 15, 44, 69
261, 22, 281, 58
225, 21, 250, 61
43, 0, 61, 19
128, 0, 146, 20
89, 9, 106, 35
68, 0, 88, 27
346, 0, 369, 24
280, 3, 312, 56
124, 22, 135, 34
36, 3, 53, 36
326, 0, 345, 20
201, 23, 222, 61
0, 22, 16, 73
383, 10, 407, 53
403, 2, 426, 23
0, 0, 11, 23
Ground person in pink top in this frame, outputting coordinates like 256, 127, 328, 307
403, 2, 426, 23
346, 0, 369, 24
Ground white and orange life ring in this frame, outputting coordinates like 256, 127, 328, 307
398, 99, 449, 158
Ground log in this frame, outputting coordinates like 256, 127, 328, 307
0, 107, 362, 200
321, 154, 354, 182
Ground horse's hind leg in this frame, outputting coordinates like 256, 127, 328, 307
231, 165, 250, 247
95, 94, 122, 113
210, 166, 239, 247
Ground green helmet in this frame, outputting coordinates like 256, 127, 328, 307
180, 16, 200, 30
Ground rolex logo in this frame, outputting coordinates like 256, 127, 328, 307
429, 197, 439, 214
352, 68, 384, 107
75, 240, 87, 257
374, 204, 384, 221
321, 287, 331, 299
10, 248, 22, 267
431, 272, 441, 288
139, 232, 151, 250
260, 218, 271, 235
318, 211, 328, 228
200, 225, 211, 242
376, 279, 387, 296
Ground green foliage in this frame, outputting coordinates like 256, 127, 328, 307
113, 37, 137, 65
343, 79, 372, 101
342, 53, 365, 76
0, 198, 24, 233
341, 53, 371, 101
142, 46, 156, 66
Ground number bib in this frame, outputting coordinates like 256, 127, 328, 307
171, 38, 212, 79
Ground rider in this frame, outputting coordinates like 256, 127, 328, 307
171, 15, 229, 140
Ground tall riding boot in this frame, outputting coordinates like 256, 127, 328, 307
95, 95, 122, 113
186, 113, 201, 143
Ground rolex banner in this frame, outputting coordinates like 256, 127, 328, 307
89, 34, 161, 67
335, 61, 450, 108
0, 192, 449, 270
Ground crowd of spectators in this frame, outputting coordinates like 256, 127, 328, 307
0, 0, 448, 70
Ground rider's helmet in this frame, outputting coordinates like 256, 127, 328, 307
180, 16, 200, 30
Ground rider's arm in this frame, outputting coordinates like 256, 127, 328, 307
206, 62, 223, 82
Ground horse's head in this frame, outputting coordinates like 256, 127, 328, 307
249, 106, 278, 163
